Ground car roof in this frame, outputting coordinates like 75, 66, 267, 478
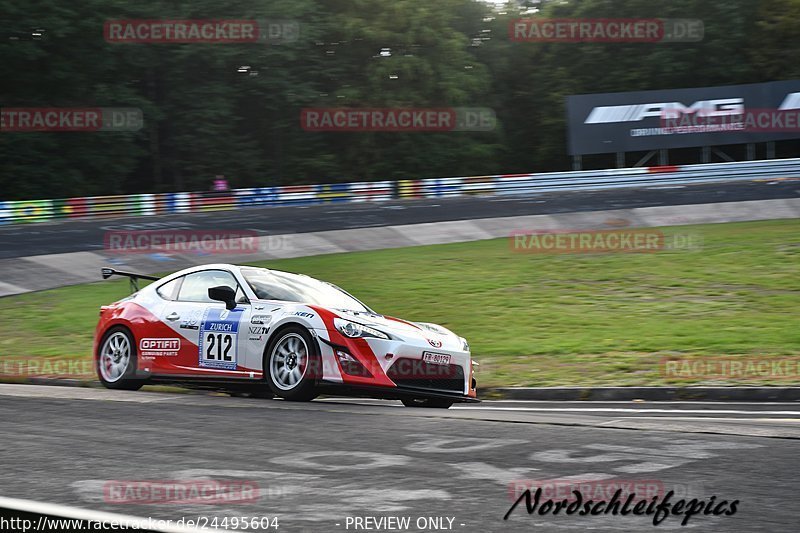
161, 263, 307, 281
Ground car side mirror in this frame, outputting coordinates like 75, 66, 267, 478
208, 285, 237, 310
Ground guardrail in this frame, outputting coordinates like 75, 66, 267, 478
2, 158, 799, 224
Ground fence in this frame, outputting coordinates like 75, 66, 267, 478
2, 158, 799, 224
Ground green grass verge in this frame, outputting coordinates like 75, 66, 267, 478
1, 220, 798, 387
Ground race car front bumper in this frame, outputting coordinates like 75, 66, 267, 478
315, 329, 477, 399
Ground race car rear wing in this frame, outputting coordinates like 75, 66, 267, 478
101, 267, 160, 293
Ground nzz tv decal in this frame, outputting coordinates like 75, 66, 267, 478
198, 307, 243, 370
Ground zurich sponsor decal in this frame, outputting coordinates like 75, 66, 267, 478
198, 307, 243, 370
427, 338, 443, 348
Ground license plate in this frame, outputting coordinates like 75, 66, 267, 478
423, 352, 451, 365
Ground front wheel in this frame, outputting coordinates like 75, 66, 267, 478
97, 327, 144, 391
265, 326, 319, 402
401, 398, 454, 409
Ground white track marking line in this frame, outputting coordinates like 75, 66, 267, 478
613, 416, 800, 423
323, 398, 800, 407
454, 406, 800, 415
454, 400, 800, 405
0, 496, 225, 533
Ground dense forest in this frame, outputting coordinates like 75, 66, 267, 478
1, 0, 799, 199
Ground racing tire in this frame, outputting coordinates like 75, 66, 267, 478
97, 326, 145, 391
401, 398, 454, 409
264, 326, 320, 402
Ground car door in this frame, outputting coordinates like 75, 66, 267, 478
154, 269, 251, 378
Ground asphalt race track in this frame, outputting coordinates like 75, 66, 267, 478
1, 179, 798, 532
1, 179, 799, 259
0, 384, 796, 532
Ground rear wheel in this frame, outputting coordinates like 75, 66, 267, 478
97, 327, 144, 391
401, 398, 454, 409
265, 326, 319, 402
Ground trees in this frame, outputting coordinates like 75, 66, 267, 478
749, 0, 800, 81
0, 0, 796, 199
0, 0, 145, 198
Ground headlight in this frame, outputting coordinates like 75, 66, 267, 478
334, 318, 390, 340
461, 337, 470, 352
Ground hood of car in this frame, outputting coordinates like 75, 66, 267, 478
334, 309, 461, 347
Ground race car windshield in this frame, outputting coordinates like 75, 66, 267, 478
241, 267, 371, 312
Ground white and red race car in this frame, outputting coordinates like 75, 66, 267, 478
94, 264, 478, 408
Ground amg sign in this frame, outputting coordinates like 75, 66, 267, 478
567, 80, 800, 155
584, 99, 745, 124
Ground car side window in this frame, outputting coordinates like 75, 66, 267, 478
156, 277, 182, 301
235, 286, 248, 304
246, 280, 304, 302
177, 270, 239, 303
